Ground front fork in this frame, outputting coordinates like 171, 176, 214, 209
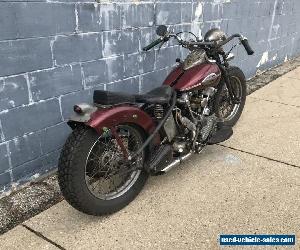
225, 76, 240, 104
218, 62, 240, 105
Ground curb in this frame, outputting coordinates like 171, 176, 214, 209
247, 56, 300, 94
0, 56, 300, 235
0, 175, 62, 235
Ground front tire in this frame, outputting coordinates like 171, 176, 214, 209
214, 66, 247, 127
58, 125, 148, 216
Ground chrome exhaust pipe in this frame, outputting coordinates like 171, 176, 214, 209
160, 152, 193, 173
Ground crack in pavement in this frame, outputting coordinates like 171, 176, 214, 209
248, 96, 300, 109
217, 144, 300, 170
21, 224, 66, 250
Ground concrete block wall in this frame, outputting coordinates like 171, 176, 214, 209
0, 0, 300, 194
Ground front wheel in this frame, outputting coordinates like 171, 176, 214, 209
214, 66, 247, 127
58, 125, 148, 216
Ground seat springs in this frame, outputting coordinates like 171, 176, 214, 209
154, 104, 164, 119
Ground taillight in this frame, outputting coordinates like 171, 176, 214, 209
73, 105, 83, 114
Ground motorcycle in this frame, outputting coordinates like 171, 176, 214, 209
58, 25, 254, 215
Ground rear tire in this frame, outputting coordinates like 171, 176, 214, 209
58, 125, 148, 216
214, 66, 247, 127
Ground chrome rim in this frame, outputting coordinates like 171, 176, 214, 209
85, 125, 143, 200
218, 76, 242, 121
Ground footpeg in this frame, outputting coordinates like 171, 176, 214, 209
207, 125, 233, 145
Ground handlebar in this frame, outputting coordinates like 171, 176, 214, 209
142, 32, 254, 55
142, 34, 215, 51
142, 38, 163, 51
216, 34, 254, 55
216, 34, 241, 47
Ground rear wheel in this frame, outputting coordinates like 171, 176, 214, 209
58, 125, 148, 215
214, 66, 246, 126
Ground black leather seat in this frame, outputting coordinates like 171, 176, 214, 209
93, 85, 173, 105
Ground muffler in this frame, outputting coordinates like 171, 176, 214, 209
159, 152, 193, 173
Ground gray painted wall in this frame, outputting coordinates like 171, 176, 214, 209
0, 0, 299, 194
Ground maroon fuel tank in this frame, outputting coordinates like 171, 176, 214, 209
163, 63, 221, 92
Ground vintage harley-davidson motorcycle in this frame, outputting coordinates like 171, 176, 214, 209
58, 25, 254, 215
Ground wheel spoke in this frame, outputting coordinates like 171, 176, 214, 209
84, 125, 144, 200
218, 77, 242, 121
87, 160, 110, 183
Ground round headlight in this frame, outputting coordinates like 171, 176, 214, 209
204, 28, 227, 42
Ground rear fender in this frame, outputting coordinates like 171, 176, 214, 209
68, 105, 160, 145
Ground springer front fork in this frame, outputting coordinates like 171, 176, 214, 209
219, 65, 241, 105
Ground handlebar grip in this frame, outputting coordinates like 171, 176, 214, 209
241, 38, 254, 55
142, 38, 162, 51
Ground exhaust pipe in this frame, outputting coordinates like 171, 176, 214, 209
160, 152, 193, 173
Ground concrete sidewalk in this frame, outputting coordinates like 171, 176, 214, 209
1, 68, 300, 250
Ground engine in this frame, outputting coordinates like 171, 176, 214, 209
172, 87, 217, 153
145, 87, 218, 154
177, 87, 217, 117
